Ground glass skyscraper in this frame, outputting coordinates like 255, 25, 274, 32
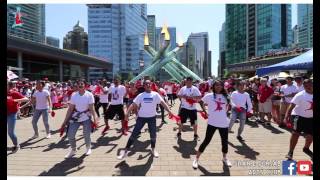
7, 4, 45, 43
225, 4, 292, 65
87, 4, 147, 79
147, 15, 156, 48
187, 32, 209, 78
298, 4, 313, 48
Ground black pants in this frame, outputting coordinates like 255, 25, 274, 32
167, 94, 173, 105
198, 124, 228, 154
94, 96, 100, 117
160, 104, 165, 121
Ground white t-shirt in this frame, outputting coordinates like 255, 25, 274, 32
291, 90, 313, 118
134, 91, 163, 118
99, 87, 109, 103
109, 85, 126, 105
43, 83, 51, 91
202, 93, 229, 128
70, 91, 95, 122
164, 84, 173, 94
32, 90, 50, 110
178, 85, 201, 110
295, 84, 305, 92
280, 84, 298, 103
230, 90, 253, 112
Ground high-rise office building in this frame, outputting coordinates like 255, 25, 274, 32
187, 32, 209, 78
63, 21, 88, 54
87, 4, 147, 79
218, 22, 226, 78
7, 4, 45, 43
147, 15, 156, 48
46, 36, 60, 48
298, 4, 313, 48
225, 4, 292, 65
292, 25, 299, 48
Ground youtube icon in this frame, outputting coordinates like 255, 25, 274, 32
297, 160, 312, 175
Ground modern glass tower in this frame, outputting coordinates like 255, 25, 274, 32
298, 4, 313, 48
187, 32, 209, 78
87, 4, 147, 79
225, 4, 292, 65
46, 36, 60, 48
7, 4, 45, 43
147, 15, 156, 48
63, 21, 88, 54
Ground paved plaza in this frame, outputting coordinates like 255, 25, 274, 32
7, 101, 313, 176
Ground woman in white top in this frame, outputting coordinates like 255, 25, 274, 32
193, 80, 232, 169
60, 81, 99, 158
117, 80, 173, 160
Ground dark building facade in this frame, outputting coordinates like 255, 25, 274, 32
225, 4, 292, 66
46, 36, 59, 48
63, 21, 88, 54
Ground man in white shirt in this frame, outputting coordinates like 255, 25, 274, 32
279, 77, 298, 128
284, 79, 313, 160
30, 81, 52, 139
102, 77, 128, 135
60, 81, 99, 158
177, 77, 202, 140
294, 76, 304, 92
117, 80, 173, 160
228, 81, 253, 142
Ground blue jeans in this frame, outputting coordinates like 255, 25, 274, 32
7, 113, 18, 146
32, 109, 50, 135
126, 116, 157, 149
67, 119, 91, 151
228, 108, 247, 136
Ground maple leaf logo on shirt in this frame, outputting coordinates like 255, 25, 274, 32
214, 98, 225, 112
305, 101, 313, 111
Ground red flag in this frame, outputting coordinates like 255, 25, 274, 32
59, 127, 65, 137
246, 111, 253, 118
286, 117, 293, 129
51, 111, 55, 117
169, 114, 181, 122
186, 98, 196, 105
199, 111, 208, 120
235, 106, 244, 113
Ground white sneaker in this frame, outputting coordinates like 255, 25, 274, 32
222, 158, 232, 167
152, 149, 159, 158
117, 150, 128, 160
46, 134, 51, 139
65, 149, 76, 158
30, 134, 39, 139
192, 159, 199, 169
85, 148, 92, 156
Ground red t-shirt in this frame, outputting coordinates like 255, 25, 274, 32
258, 85, 274, 103
7, 90, 25, 115
67, 89, 75, 98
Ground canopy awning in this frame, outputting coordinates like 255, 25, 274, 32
256, 49, 313, 77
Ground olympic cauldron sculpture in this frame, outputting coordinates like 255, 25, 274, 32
129, 24, 203, 83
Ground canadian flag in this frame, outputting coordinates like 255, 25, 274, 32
7, 70, 19, 80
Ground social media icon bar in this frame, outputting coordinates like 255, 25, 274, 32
282, 160, 297, 175
297, 160, 312, 175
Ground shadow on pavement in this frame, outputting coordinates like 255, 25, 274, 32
116, 139, 151, 160
39, 154, 86, 176
19, 137, 46, 149
228, 141, 260, 160
89, 134, 122, 153
42, 136, 73, 152
198, 164, 230, 176
260, 123, 284, 134
114, 153, 153, 176
173, 136, 197, 159
245, 119, 259, 128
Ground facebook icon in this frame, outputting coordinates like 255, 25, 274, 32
282, 160, 297, 175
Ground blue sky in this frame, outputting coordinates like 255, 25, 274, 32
46, 4, 297, 76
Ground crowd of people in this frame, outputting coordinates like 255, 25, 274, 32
7, 73, 313, 169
